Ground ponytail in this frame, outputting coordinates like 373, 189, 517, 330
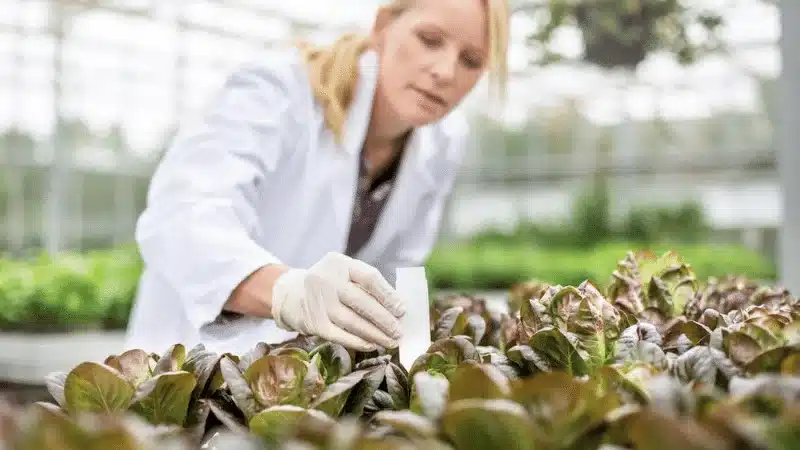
296, 34, 371, 145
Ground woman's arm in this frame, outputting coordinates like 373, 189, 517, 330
135, 58, 295, 331
224, 263, 289, 317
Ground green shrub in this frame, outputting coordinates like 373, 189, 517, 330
426, 241, 777, 291
0, 241, 776, 333
467, 180, 712, 251
0, 245, 141, 332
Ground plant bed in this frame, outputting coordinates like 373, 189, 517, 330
0, 381, 51, 406
0, 241, 777, 336
0, 330, 126, 385
0, 249, 797, 449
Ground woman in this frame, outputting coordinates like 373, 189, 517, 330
124, 0, 509, 356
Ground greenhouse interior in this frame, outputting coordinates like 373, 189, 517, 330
0, 0, 799, 448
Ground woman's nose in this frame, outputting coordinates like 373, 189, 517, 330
430, 50, 458, 85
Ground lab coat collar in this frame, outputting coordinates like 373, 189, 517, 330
334, 50, 442, 262
341, 50, 378, 157
341, 49, 436, 170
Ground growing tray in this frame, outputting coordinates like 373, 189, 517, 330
0, 330, 126, 385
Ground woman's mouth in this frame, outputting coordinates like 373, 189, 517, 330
411, 86, 446, 108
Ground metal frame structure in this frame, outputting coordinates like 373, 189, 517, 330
1, 0, 365, 254
778, 0, 799, 292
0, 0, 796, 291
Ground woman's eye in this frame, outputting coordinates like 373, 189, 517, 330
462, 56, 483, 69
418, 33, 441, 48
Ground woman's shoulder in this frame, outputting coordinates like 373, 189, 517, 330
209, 46, 318, 144
225, 46, 310, 97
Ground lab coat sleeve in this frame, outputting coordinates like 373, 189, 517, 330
134, 61, 292, 331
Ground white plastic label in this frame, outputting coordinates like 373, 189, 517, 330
395, 266, 431, 370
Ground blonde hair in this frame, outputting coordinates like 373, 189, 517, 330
295, 0, 509, 144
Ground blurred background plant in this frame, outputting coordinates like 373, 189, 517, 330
523, 0, 726, 69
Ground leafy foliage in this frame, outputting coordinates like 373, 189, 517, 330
426, 241, 776, 291
0, 246, 142, 332
0, 241, 776, 332
3, 250, 799, 449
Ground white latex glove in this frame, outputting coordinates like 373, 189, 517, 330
270, 252, 405, 351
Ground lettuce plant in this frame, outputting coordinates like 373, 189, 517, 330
6, 249, 798, 449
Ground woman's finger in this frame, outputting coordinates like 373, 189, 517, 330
316, 321, 377, 352
345, 258, 405, 317
328, 301, 398, 349
338, 282, 402, 339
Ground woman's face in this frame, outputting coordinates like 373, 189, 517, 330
371, 0, 489, 129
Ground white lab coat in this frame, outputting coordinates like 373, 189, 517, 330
124, 47, 469, 356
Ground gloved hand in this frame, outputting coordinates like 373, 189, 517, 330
270, 252, 405, 351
